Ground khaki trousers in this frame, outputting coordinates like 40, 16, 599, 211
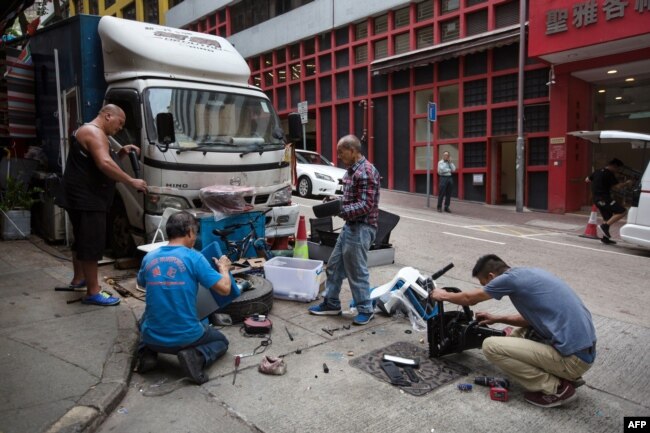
482, 328, 592, 394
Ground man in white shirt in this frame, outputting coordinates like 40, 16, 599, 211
437, 151, 456, 213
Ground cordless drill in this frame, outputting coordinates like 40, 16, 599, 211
474, 376, 510, 389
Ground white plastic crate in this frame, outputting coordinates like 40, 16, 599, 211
264, 256, 324, 302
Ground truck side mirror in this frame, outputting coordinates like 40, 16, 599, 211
287, 112, 302, 142
156, 113, 175, 153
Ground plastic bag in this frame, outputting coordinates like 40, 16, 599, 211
387, 289, 428, 333
199, 185, 254, 218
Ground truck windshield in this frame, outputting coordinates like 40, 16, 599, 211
144, 88, 283, 150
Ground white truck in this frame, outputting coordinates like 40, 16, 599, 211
31, 15, 299, 254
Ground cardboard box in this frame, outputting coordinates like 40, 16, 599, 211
264, 256, 324, 302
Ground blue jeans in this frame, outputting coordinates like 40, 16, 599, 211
323, 223, 376, 314
437, 176, 453, 209
140, 324, 229, 368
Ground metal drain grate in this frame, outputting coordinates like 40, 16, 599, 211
349, 341, 470, 396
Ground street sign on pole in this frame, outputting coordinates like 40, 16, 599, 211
297, 101, 308, 149
426, 102, 437, 208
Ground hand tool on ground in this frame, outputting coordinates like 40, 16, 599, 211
285, 326, 294, 341
233, 355, 241, 385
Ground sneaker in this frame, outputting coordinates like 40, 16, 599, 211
308, 303, 342, 316
353, 312, 374, 325
81, 292, 120, 306
444, 208, 452, 213
177, 348, 208, 385
135, 348, 158, 373
599, 223, 611, 238
600, 237, 617, 245
524, 379, 576, 408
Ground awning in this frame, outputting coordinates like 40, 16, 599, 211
371, 24, 523, 75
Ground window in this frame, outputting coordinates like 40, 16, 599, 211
528, 137, 549, 165
353, 68, 368, 96
335, 27, 349, 46
354, 45, 368, 64
355, 21, 368, 40
441, 0, 460, 14
492, 74, 518, 103
264, 71, 274, 86
524, 68, 549, 99
319, 54, 331, 72
492, 107, 517, 135
464, 79, 487, 106
464, 141, 486, 167
394, 33, 410, 55
305, 80, 316, 104
394, 7, 410, 28
438, 58, 459, 81
415, 119, 431, 142
122, 3, 136, 20
415, 89, 434, 114
440, 18, 460, 42
417, 1, 434, 21
88, 0, 98, 14
319, 32, 331, 50
439, 84, 459, 110
304, 61, 316, 77
466, 0, 487, 6
415, 145, 433, 170
495, 1, 519, 28
290, 62, 301, 81
524, 104, 549, 132
336, 49, 349, 69
304, 39, 315, 56
374, 39, 388, 60
289, 43, 300, 60
276, 68, 286, 83
493, 44, 519, 71
438, 114, 459, 139
464, 51, 487, 76
105, 0, 116, 8
336, 72, 349, 99
466, 9, 487, 36
320, 77, 332, 102
416, 26, 433, 48
463, 110, 487, 137
374, 14, 388, 34
143, 0, 158, 24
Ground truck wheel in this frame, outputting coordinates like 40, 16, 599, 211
211, 274, 273, 324
107, 198, 136, 258
297, 176, 312, 198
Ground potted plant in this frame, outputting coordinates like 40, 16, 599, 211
0, 177, 43, 240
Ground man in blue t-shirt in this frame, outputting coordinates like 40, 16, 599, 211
136, 212, 232, 384
430, 254, 596, 408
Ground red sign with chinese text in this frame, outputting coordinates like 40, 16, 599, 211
529, 0, 650, 57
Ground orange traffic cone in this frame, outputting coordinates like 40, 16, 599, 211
579, 205, 599, 239
293, 215, 309, 259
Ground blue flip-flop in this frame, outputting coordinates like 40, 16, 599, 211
81, 292, 120, 306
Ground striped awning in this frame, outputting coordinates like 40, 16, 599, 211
371, 24, 523, 75
3, 46, 36, 138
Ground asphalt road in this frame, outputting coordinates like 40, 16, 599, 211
96, 192, 650, 433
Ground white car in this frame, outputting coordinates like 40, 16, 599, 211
294, 149, 346, 198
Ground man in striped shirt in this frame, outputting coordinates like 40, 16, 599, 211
308, 134, 381, 325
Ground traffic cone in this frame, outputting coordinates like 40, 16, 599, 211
579, 205, 599, 239
293, 215, 309, 259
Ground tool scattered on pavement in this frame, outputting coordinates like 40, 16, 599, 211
285, 326, 294, 341
233, 355, 241, 385
457, 383, 473, 392
490, 387, 508, 402
323, 363, 329, 373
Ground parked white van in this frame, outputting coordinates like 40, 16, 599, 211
569, 130, 650, 248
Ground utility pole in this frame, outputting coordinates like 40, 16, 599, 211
515, 0, 527, 213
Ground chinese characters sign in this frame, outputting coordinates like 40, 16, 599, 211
529, 0, 650, 58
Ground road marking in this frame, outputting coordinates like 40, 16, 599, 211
399, 214, 643, 258
443, 232, 506, 245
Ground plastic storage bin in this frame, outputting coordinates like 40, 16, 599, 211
264, 256, 324, 302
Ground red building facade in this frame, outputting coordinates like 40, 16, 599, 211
183, 0, 650, 213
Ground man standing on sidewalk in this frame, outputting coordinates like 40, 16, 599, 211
60, 104, 147, 306
437, 151, 456, 213
586, 158, 632, 245
308, 134, 381, 325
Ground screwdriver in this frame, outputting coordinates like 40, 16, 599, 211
233, 355, 241, 385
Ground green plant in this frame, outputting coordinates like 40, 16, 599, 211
0, 177, 43, 211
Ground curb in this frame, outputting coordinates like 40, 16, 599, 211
45, 303, 139, 433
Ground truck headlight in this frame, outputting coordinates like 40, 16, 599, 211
315, 172, 334, 182
269, 185, 292, 206
145, 193, 191, 215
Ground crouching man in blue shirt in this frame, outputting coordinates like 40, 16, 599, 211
136, 212, 232, 384
430, 254, 596, 408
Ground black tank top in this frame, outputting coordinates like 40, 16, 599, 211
62, 126, 117, 212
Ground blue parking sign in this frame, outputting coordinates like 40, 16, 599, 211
428, 102, 437, 122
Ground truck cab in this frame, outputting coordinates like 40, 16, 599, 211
97, 16, 298, 254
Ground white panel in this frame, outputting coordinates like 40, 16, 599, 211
166, 0, 230, 28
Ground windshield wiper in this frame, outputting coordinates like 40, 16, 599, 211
175, 140, 234, 154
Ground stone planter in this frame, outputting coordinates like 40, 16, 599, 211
1, 209, 31, 240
